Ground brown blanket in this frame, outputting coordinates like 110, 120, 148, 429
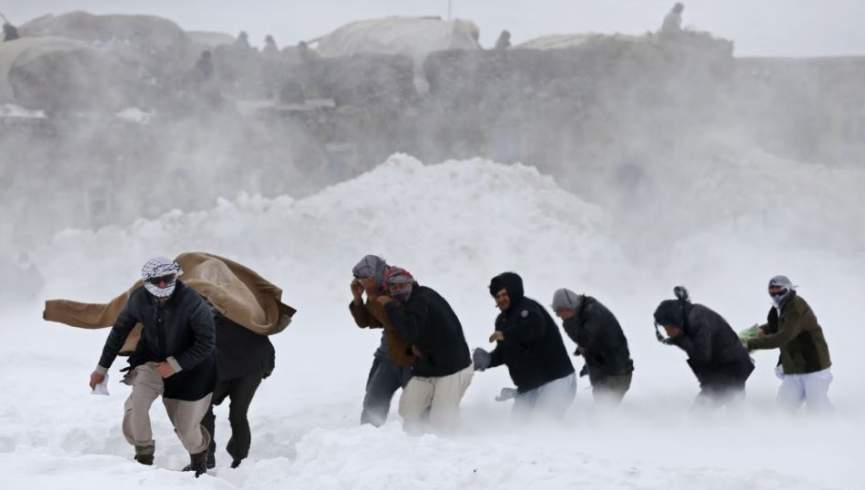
44, 252, 296, 353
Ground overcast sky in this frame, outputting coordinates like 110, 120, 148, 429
4, 1, 864, 57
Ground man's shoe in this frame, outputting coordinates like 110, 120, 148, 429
230, 458, 243, 469
133, 445, 154, 466
189, 451, 208, 478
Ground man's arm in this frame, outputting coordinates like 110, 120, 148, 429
489, 343, 505, 368
96, 302, 140, 372
674, 315, 713, 364
349, 301, 383, 328
748, 307, 806, 351
169, 301, 215, 373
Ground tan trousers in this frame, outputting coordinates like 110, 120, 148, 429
398, 364, 473, 433
122, 363, 212, 455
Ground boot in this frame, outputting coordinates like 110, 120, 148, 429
189, 451, 208, 478
134, 445, 154, 466
230, 458, 243, 469
182, 452, 215, 471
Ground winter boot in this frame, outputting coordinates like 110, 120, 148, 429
183, 452, 215, 472
133, 445, 154, 466
188, 451, 208, 478
230, 458, 243, 469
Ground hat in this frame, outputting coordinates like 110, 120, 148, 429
551, 288, 582, 311
141, 257, 182, 298
383, 266, 415, 301
352, 255, 388, 287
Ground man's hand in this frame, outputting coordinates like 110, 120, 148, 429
155, 361, 175, 379
89, 371, 105, 390
489, 331, 504, 343
351, 279, 364, 303
376, 295, 393, 306
756, 327, 766, 338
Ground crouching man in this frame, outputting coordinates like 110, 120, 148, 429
88, 257, 216, 477
552, 288, 634, 405
654, 287, 753, 409
379, 267, 473, 433
474, 273, 575, 418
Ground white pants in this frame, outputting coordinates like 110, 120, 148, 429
513, 373, 577, 419
776, 367, 833, 413
398, 364, 473, 434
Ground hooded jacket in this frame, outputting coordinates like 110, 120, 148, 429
97, 280, 216, 400
655, 300, 753, 387
384, 284, 471, 377
488, 273, 575, 393
747, 292, 831, 374
562, 296, 633, 381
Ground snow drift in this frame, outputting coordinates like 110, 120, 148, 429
1, 154, 863, 489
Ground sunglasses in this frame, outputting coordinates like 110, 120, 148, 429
147, 274, 177, 286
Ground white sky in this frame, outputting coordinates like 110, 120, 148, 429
4, 0, 865, 57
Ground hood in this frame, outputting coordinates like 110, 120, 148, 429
489, 272, 525, 304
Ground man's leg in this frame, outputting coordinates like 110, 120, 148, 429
802, 368, 834, 413
535, 373, 577, 418
428, 365, 473, 432
776, 373, 806, 411
200, 380, 230, 468
361, 357, 404, 427
121, 364, 164, 463
225, 373, 263, 466
398, 376, 435, 434
163, 393, 213, 457
592, 373, 631, 406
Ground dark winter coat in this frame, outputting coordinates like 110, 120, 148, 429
488, 273, 575, 393
666, 303, 754, 388
214, 311, 275, 382
98, 280, 216, 400
748, 292, 831, 374
384, 285, 472, 377
349, 299, 416, 367
562, 296, 633, 383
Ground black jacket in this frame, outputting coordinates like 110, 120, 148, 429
669, 303, 754, 388
562, 296, 633, 382
214, 312, 275, 382
98, 280, 217, 400
488, 273, 575, 393
384, 285, 471, 377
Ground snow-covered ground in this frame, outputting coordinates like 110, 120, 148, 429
1, 154, 863, 489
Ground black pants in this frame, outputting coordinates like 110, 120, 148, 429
361, 356, 411, 427
202, 372, 262, 463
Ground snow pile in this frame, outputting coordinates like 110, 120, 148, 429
316, 17, 481, 59
1, 154, 863, 489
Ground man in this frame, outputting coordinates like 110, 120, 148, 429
552, 288, 634, 404
380, 267, 473, 433
660, 3, 684, 36
198, 312, 274, 470
494, 30, 511, 50
349, 255, 412, 426
473, 273, 575, 418
746, 276, 833, 412
88, 257, 216, 477
654, 287, 753, 408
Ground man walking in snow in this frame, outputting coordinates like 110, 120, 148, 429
88, 257, 216, 477
654, 287, 753, 409
746, 276, 833, 412
552, 288, 634, 405
198, 311, 275, 470
473, 273, 576, 418
349, 255, 412, 426
379, 266, 473, 433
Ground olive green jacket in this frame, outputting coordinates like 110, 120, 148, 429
747, 293, 831, 374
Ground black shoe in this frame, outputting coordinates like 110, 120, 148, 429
134, 453, 154, 466
189, 451, 208, 478
230, 458, 243, 469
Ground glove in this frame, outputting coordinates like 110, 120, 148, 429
494, 387, 518, 402
472, 348, 492, 371
579, 364, 589, 377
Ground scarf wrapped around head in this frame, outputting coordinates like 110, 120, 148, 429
352, 255, 388, 288
383, 266, 415, 302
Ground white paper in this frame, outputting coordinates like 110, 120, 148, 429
91, 373, 109, 396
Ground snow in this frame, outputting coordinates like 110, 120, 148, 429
115, 107, 154, 124
1, 154, 863, 489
